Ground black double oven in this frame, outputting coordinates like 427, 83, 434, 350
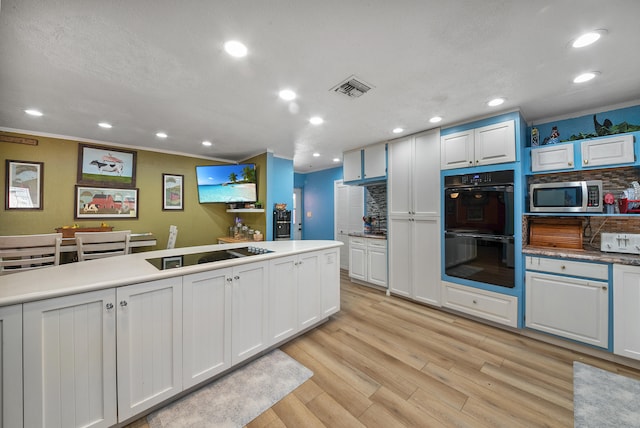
444, 170, 515, 288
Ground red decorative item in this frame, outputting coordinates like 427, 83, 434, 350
604, 193, 615, 205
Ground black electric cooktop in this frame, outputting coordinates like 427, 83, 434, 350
146, 246, 272, 270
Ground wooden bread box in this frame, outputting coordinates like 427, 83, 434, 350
528, 218, 583, 250
55, 226, 114, 238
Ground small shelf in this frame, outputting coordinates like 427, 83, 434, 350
226, 208, 265, 213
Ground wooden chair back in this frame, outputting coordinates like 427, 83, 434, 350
75, 230, 131, 261
167, 225, 178, 249
0, 233, 62, 274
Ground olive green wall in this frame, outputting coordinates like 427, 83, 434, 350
1, 131, 268, 249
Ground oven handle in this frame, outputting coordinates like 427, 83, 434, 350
445, 185, 513, 193
445, 232, 514, 243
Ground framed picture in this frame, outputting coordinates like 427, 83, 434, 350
162, 173, 184, 210
5, 160, 44, 210
75, 185, 139, 219
77, 144, 137, 187
162, 255, 183, 269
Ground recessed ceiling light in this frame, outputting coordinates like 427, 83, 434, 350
573, 72, 599, 83
98, 122, 112, 129
333, 158, 340, 162
224, 40, 248, 58
309, 116, 324, 125
156, 132, 168, 138
392, 128, 404, 134
429, 116, 442, 123
202, 140, 212, 147
279, 89, 297, 101
313, 153, 320, 157
487, 98, 505, 107
24, 109, 43, 117
572, 30, 606, 48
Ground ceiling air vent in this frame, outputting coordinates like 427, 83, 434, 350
331, 75, 373, 98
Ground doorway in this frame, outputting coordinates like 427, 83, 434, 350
293, 188, 302, 240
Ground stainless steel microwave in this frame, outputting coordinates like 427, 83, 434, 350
530, 180, 603, 213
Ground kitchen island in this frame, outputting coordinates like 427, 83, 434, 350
0, 240, 342, 428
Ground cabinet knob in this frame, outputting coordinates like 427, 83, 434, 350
561, 265, 566, 270
584, 159, 589, 164
472, 299, 477, 304
602, 286, 608, 291
120, 300, 128, 307
105, 303, 114, 310
226, 277, 233, 282
568, 162, 573, 166
234, 275, 240, 280
469, 161, 473, 164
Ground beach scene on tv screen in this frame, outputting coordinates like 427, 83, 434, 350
196, 164, 257, 202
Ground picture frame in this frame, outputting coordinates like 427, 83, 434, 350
162, 173, 184, 210
5, 159, 44, 210
75, 185, 139, 219
77, 144, 137, 187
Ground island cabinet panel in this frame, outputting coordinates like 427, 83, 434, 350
232, 261, 269, 364
116, 278, 183, 422
321, 249, 341, 317
23, 289, 117, 428
182, 268, 232, 389
0, 305, 22, 428
297, 251, 322, 330
269, 255, 299, 342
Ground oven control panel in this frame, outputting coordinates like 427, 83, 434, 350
601, 233, 640, 255
444, 170, 514, 187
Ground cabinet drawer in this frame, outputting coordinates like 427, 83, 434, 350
367, 239, 387, 248
349, 237, 366, 247
526, 257, 608, 280
442, 282, 518, 327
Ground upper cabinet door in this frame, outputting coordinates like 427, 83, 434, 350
388, 136, 413, 215
474, 120, 516, 166
441, 130, 474, 169
413, 129, 440, 217
363, 143, 386, 179
531, 143, 575, 172
343, 149, 362, 182
581, 134, 635, 168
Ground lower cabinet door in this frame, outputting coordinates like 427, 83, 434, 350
116, 278, 183, 422
297, 251, 321, 329
321, 249, 341, 317
269, 256, 299, 342
183, 268, 232, 389
1, 305, 23, 428
23, 289, 117, 428
525, 271, 608, 348
232, 261, 269, 364
613, 264, 640, 360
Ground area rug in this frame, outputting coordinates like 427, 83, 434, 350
147, 349, 313, 428
573, 361, 640, 427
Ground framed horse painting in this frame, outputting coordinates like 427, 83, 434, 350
77, 144, 137, 187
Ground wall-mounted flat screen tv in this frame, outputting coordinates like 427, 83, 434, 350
195, 163, 257, 203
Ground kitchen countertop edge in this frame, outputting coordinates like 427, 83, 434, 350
523, 245, 640, 266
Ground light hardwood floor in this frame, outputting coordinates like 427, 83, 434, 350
127, 270, 640, 427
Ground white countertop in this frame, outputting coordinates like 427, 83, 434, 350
0, 240, 342, 306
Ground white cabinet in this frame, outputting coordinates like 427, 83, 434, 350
388, 128, 441, 304
441, 120, 516, 169
442, 282, 518, 327
296, 252, 322, 329
525, 257, 609, 348
0, 304, 22, 428
24, 290, 117, 428
349, 236, 387, 288
363, 143, 386, 179
116, 278, 183, 422
581, 134, 635, 168
231, 261, 269, 364
320, 248, 341, 317
343, 149, 362, 182
348, 237, 367, 282
182, 268, 232, 389
613, 264, 640, 360
531, 143, 575, 172
343, 143, 386, 182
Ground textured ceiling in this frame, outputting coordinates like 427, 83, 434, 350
1, 0, 640, 172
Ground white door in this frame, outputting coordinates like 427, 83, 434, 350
232, 261, 269, 364
297, 251, 322, 329
321, 249, 341, 317
182, 268, 232, 389
349, 239, 367, 281
24, 289, 117, 428
413, 129, 440, 217
269, 255, 299, 342
412, 217, 441, 306
0, 305, 22, 428
474, 120, 516, 166
441, 130, 473, 169
388, 136, 413, 216
293, 188, 303, 240
614, 264, 640, 359
388, 217, 412, 298
335, 180, 363, 270
117, 278, 183, 422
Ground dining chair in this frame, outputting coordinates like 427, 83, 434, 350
167, 225, 178, 249
0, 233, 63, 274
75, 230, 131, 261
